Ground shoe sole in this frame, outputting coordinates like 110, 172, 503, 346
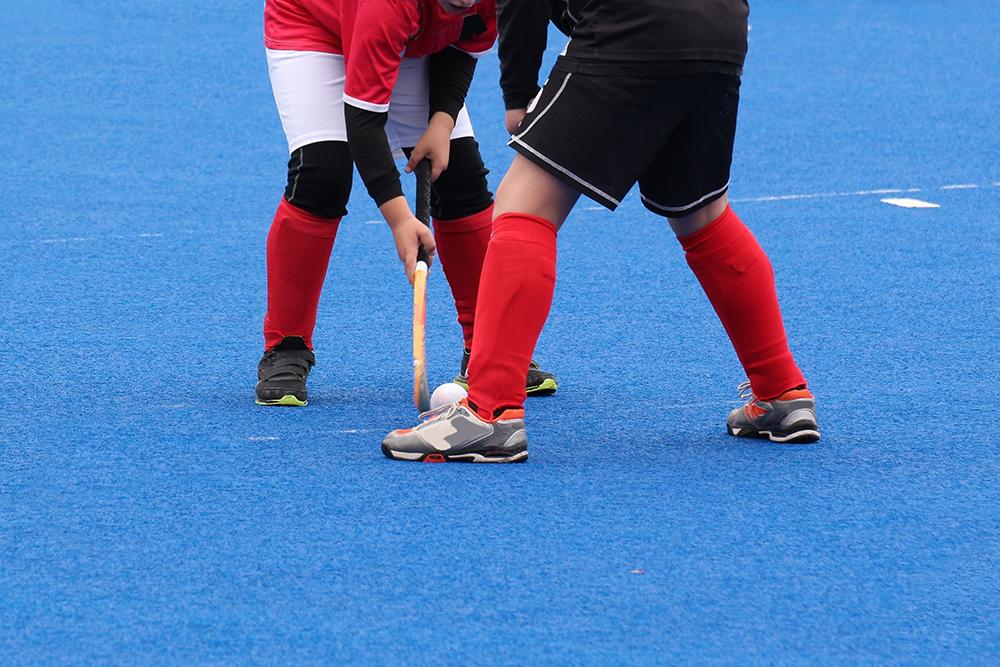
728, 424, 820, 444
526, 378, 558, 396
255, 395, 308, 407
453, 378, 558, 396
382, 445, 528, 463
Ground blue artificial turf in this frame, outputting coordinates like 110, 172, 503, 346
1, 1, 998, 663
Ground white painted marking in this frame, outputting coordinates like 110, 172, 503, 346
731, 187, 923, 204
40, 237, 97, 243
247, 436, 280, 441
583, 206, 605, 211
26, 231, 169, 246
336, 429, 377, 434
731, 192, 837, 203
852, 188, 919, 195
364, 220, 381, 225
630, 569, 646, 575
729, 181, 998, 205
881, 198, 940, 209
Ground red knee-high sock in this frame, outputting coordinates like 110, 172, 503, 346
467, 212, 557, 417
432, 205, 493, 349
263, 199, 340, 349
679, 205, 806, 400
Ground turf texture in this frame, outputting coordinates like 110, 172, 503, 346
1, 1, 998, 663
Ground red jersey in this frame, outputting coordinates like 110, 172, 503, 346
265, 0, 497, 111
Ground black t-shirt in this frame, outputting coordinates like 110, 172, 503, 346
498, 0, 749, 109
566, 0, 748, 65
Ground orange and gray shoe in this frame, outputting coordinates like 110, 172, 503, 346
381, 399, 528, 463
726, 382, 820, 443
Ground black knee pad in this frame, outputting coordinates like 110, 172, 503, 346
430, 137, 493, 220
283, 141, 353, 219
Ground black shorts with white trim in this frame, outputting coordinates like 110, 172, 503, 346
508, 64, 741, 217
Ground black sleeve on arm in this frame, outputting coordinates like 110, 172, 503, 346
344, 104, 404, 207
497, 0, 551, 110
429, 47, 477, 122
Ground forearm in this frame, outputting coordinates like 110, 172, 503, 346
497, 0, 550, 110
379, 195, 414, 228
344, 104, 403, 208
429, 48, 477, 122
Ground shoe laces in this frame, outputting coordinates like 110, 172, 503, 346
737, 380, 754, 401
417, 400, 471, 423
417, 403, 453, 421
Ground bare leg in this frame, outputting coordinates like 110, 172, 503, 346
667, 193, 730, 237
494, 155, 582, 229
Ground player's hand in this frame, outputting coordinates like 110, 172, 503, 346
405, 112, 454, 182
505, 108, 527, 135
389, 215, 437, 285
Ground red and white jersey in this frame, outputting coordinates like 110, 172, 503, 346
265, 0, 497, 112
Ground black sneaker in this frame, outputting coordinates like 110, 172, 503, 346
453, 348, 558, 396
255, 337, 315, 406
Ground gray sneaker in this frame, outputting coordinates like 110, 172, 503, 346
381, 400, 528, 463
726, 382, 820, 443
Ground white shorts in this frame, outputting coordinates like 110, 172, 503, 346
265, 49, 476, 156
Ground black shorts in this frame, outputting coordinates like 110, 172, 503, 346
509, 66, 740, 217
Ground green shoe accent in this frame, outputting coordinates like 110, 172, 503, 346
526, 377, 558, 395
255, 395, 308, 407
453, 352, 559, 396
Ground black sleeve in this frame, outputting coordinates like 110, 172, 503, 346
428, 47, 477, 122
497, 0, 552, 110
344, 104, 403, 207
552, 0, 580, 36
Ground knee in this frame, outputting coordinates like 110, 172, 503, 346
431, 137, 493, 220
284, 141, 353, 219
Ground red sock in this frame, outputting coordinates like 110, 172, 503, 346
467, 213, 558, 417
263, 199, 340, 349
679, 205, 806, 400
432, 205, 493, 349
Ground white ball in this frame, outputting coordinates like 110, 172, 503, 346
430, 382, 469, 410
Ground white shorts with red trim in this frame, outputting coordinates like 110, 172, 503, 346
265, 49, 475, 156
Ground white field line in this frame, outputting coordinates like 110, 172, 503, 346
24, 232, 164, 245
39, 236, 98, 243
881, 198, 940, 209
4, 182, 996, 246
731, 181, 996, 204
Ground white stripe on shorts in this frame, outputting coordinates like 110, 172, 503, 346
513, 73, 572, 141
509, 136, 622, 207
641, 180, 731, 214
